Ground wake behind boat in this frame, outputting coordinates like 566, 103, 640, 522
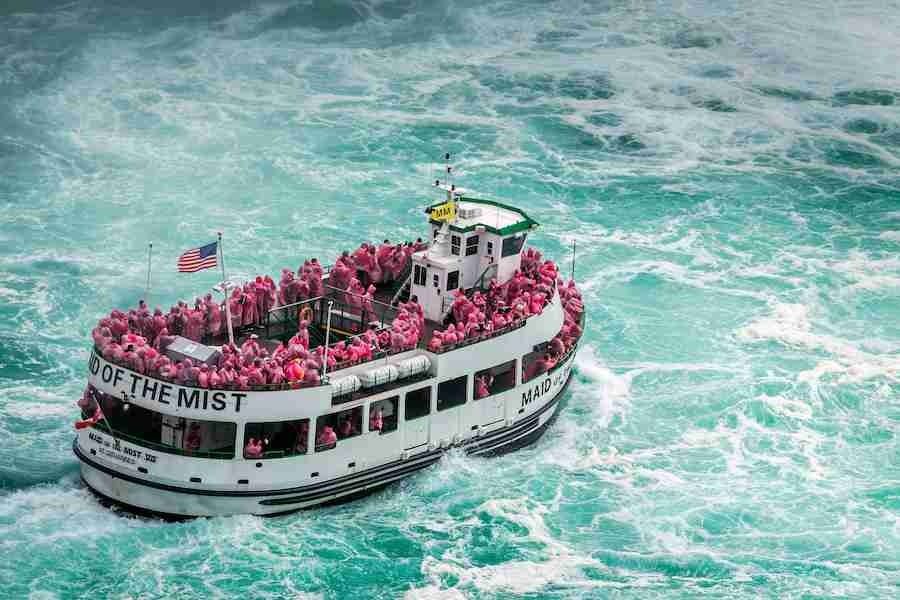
74, 183, 585, 517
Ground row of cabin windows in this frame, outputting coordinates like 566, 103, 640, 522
88, 349, 561, 461
445, 232, 526, 259
450, 234, 484, 257
414, 263, 460, 292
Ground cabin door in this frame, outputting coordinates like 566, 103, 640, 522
431, 375, 468, 446
480, 394, 505, 430
403, 386, 432, 452
404, 417, 429, 451
429, 407, 459, 448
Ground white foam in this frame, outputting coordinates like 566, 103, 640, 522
758, 393, 813, 420
573, 345, 631, 428
412, 494, 606, 596
739, 301, 900, 384
419, 554, 602, 595
877, 231, 900, 242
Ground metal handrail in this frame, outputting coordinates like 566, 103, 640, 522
429, 319, 527, 354
267, 295, 328, 315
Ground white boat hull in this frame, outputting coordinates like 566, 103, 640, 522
76, 351, 575, 518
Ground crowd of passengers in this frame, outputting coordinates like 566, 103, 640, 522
91, 299, 424, 390
90, 241, 426, 389
90, 242, 580, 390
428, 247, 583, 352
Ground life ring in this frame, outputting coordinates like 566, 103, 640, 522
298, 305, 313, 328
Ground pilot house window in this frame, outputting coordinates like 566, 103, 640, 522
447, 270, 459, 291
466, 235, 480, 256
413, 264, 426, 286
451, 235, 461, 256
501, 234, 527, 257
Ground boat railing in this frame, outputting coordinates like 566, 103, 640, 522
422, 289, 557, 354
428, 318, 528, 354
91, 421, 235, 460
264, 287, 399, 341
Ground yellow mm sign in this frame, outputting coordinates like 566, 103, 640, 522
430, 201, 456, 222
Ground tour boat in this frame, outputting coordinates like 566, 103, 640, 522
74, 186, 585, 517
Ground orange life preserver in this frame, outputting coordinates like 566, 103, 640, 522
298, 305, 313, 328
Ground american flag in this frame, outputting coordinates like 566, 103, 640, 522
177, 241, 218, 273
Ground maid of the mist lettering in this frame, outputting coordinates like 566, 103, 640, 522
89, 352, 245, 413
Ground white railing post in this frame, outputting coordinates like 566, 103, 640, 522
322, 300, 334, 380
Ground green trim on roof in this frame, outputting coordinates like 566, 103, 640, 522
426, 196, 540, 236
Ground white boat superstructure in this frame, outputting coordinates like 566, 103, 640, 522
74, 191, 584, 517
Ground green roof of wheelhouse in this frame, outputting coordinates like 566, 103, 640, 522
427, 197, 540, 236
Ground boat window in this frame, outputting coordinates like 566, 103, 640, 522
451, 235, 461, 256
413, 264, 426, 286
91, 387, 235, 459
474, 359, 516, 399
447, 270, 459, 291
433, 273, 439, 288
405, 386, 431, 421
522, 350, 556, 383
487, 241, 494, 256
315, 406, 363, 452
437, 375, 468, 411
243, 418, 309, 459
466, 235, 480, 256
501, 234, 527, 258
369, 396, 398, 433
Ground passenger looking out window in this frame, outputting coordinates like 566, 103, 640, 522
522, 351, 556, 383
185, 422, 202, 455
244, 438, 264, 458
369, 396, 398, 433
338, 414, 358, 438
474, 360, 516, 398
317, 426, 337, 449
244, 418, 310, 458
370, 406, 383, 431
316, 406, 363, 451
475, 375, 491, 399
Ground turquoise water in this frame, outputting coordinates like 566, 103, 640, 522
2, 1, 900, 597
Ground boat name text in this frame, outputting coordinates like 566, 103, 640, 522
88, 352, 246, 414
88, 430, 158, 466
521, 364, 571, 409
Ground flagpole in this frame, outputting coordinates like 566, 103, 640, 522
145, 243, 153, 303
218, 232, 235, 347
571, 239, 576, 281
218, 231, 227, 282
